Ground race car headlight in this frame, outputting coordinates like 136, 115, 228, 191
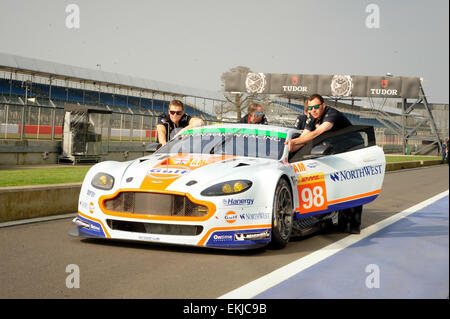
91, 173, 114, 190
200, 180, 252, 196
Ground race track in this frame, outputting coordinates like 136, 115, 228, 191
0, 165, 448, 299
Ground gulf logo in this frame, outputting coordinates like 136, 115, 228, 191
224, 211, 237, 224
147, 165, 191, 179
89, 202, 95, 214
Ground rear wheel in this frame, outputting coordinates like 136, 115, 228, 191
270, 178, 294, 249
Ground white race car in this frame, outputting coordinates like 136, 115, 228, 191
70, 123, 385, 249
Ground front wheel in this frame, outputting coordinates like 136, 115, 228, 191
270, 178, 294, 249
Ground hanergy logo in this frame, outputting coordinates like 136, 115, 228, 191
330, 164, 383, 182
148, 166, 190, 179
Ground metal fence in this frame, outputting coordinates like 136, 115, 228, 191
0, 102, 161, 142
0, 100, 438, 155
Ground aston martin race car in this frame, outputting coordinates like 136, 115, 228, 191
70, 123, 385, 249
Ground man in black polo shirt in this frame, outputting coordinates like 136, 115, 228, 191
157, 99, 204, 145
285, 93, 352, 152
294, 105, 309, 130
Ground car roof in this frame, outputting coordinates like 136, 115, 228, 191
189, 123, 297, 135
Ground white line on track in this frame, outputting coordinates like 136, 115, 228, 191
218, 189, 449, 299
0, 213, 77, 228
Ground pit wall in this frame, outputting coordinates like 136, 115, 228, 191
0, 140, 146, 165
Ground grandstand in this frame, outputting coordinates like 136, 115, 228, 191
0, 52, 228, 146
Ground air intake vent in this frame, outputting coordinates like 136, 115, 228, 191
103, 192, 208, 217
106, 219, 203, 236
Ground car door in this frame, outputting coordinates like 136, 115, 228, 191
289, 126, 385, 218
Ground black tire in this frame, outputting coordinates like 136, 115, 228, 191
270, 178, 294, 249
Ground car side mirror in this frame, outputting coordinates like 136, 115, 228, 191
145, 143, 161, 152
302, 144, 334, 159
311, 144, 333, 156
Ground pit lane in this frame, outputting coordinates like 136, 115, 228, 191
0, 165, 448, 298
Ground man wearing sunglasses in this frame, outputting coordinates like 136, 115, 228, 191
285, 94, 352, 152
157, 99, 204, 145
294, 104, 310, 130
239, 103, 268, 125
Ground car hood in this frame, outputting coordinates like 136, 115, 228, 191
118, 153, 276, 192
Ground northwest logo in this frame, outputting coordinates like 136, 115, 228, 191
330, 165, 383, 182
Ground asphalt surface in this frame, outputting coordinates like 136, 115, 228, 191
0, 165, 448, 299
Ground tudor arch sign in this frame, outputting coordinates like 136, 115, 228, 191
223, 72, 421, 99
222, 71, 441, 155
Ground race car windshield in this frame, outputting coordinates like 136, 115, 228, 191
156, 129, 286, 160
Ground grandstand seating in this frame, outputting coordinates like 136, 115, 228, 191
0, 78, 213, 118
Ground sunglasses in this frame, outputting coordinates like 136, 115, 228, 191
251, 112, 264, 116
307, 104, 321, 111
169, 110, 183, 115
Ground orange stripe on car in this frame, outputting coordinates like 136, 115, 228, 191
327, 189, 381, 205
140, 153, 235, 191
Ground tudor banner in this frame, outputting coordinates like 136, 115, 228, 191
223, 72, 421, 99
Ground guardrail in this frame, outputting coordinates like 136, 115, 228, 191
0, 160, 446, 223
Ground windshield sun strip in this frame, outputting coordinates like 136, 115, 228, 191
180, 128, 287, 139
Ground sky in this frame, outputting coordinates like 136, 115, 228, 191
0, 0, 448, 103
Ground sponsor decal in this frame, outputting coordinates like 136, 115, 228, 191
173, 158, 190, 165
369, 88, 398, 96
296, 172, 328, 214
224, 211, 237, 224
206, 229, 271, 246
212, 233, 234, 242
306, 162, 319, 169
79, 201, 88, 210
369, 79, 398, 96
235, 230, 270, 241
222, 198, 254, 206
138, 235, 161, 241
86, 189, 96, 197
148, 165, 190, 179
89, 202, 95, 214
292, 162, 306, 173
298, 173, 325, 185
330, 164, 383, 182
89, 224, 101, 231
282, 75, 308, 93
239, 212, 270, 221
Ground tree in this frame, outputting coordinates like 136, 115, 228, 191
218, 66, 259, 121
